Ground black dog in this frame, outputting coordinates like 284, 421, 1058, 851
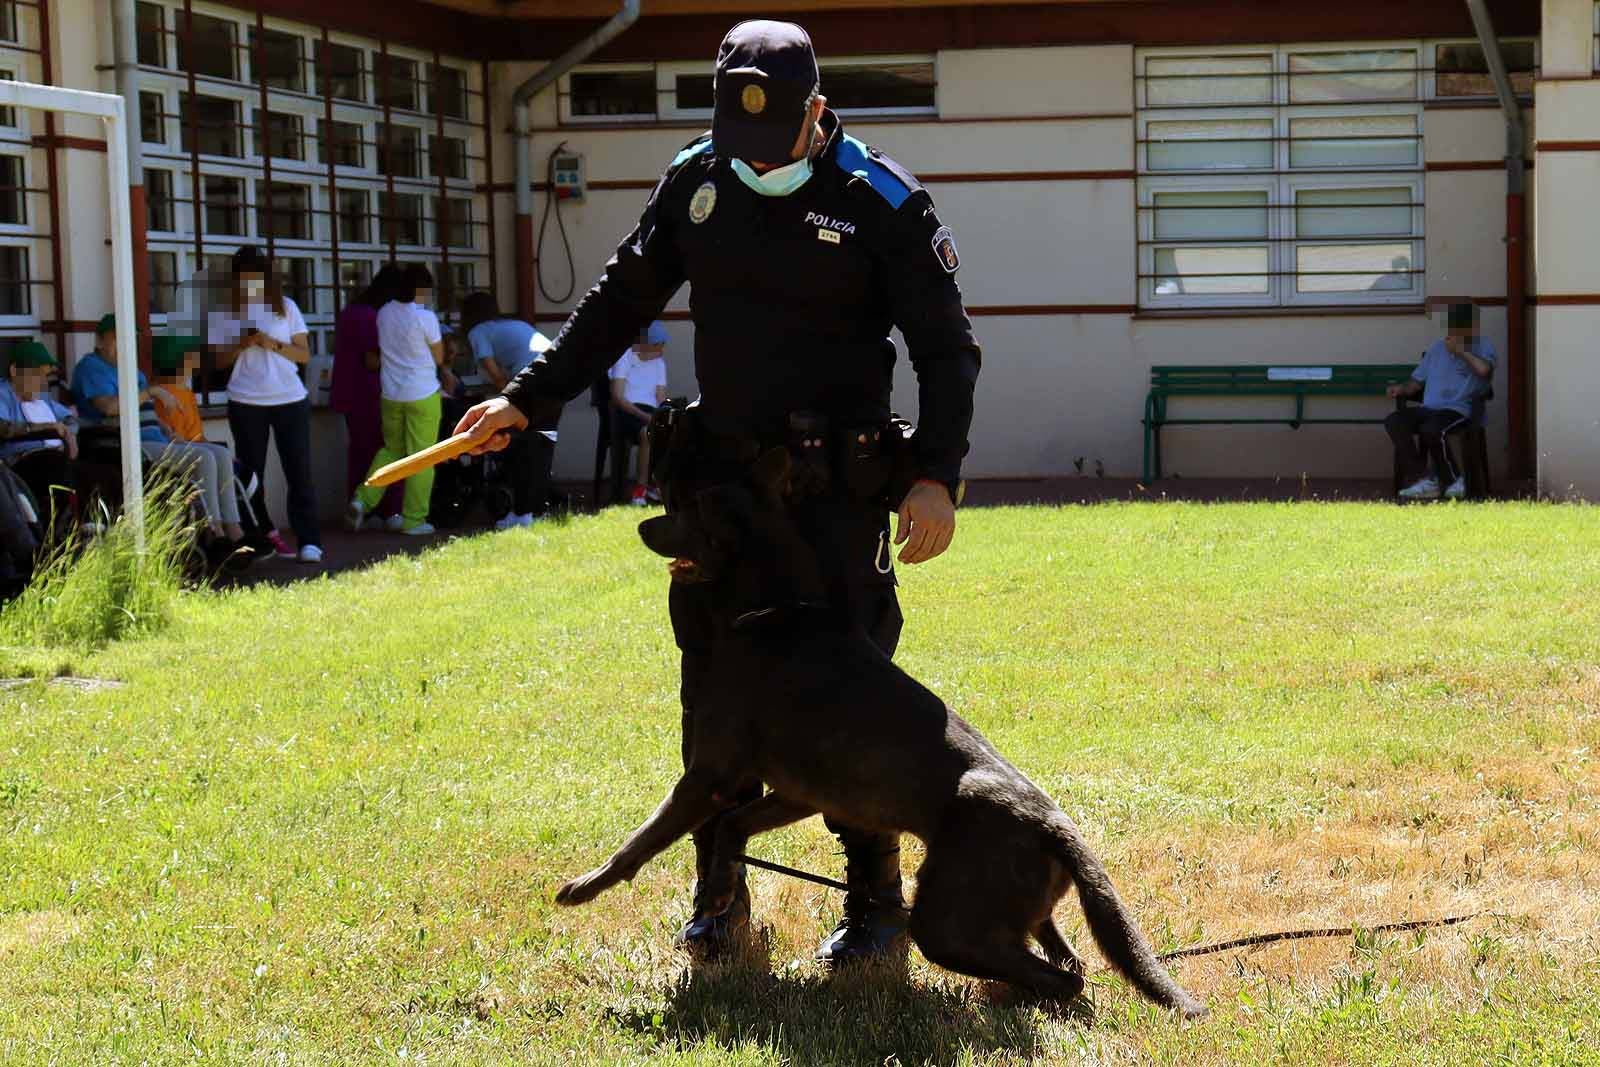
555, 451, 1204, 1016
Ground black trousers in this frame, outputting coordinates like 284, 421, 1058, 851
228, 399, 321, 548
669, 495, 902, 902
1385, 406, 1471, 485
503, 429, 556, 516
11, 448, 76, 529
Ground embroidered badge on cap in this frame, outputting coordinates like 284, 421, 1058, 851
689, 182, 717, 224
741, 84, 766, 115
931, 226, 959, 274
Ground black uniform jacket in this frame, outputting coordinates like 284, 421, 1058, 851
501, 109, 981, 490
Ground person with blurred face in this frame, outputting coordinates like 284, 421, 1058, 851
1385, 303, 1496, 500
346, 263, 448, 536
0, 341, 77, 531
71, 317, 246, 544
209, 245, 321, 562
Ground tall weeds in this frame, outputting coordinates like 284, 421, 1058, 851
0, 474, 196, 650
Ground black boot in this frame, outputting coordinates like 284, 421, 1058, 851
815, 832, 908, 965
675, 817, 752, 960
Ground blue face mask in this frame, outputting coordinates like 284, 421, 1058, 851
730, 154, 812, 197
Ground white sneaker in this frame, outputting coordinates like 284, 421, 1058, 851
1444, 477, 1468, 500
516, 512, 537, 527
493, 513, 520, 531
1398, 477, 1441, 500
385, 514, 406, 533
345, 498, 368, 532
402, 522, 435, 536
297, 544, 324, 564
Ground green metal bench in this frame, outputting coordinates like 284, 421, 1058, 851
1142, 363, 1415, 484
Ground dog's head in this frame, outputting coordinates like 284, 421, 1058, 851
638, 448, 827, 622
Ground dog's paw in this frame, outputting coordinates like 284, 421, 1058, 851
554, 868, 611, 906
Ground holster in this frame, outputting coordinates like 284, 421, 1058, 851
646, 398, 698, 514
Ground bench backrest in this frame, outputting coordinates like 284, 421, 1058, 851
1150, 363, 1414, 394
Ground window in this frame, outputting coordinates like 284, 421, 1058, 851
375, 123, 421, 178
379, 191, 422, 245
136, 2, 164, 66
0, 1, 16, 44
178, 12, 237, 80
432, 64, 467, 119
569, 69, 654, 119
282, 256, 315, 313
149, 251, 177, 314
434, 196, 473, 248
202, 175, 245, 235
1136, 44, 1424, 308
257, 181, 311, 241
145, 169, 175, 231
0, 155, 23, 226
378, 55, 419, 111
140, 91, 166, 144
252, 28, 303, 92
180, 94, 242, 157
320, 120, 363, 168
337, 189, 369, 243
820, 60, 935, 113
434, 262, 473, 315
0, 70, 14, 128
316, 41, 365, 102
431, 135, 466, 180
257, 110, 303, 161
675, 72, 714, 111
1432, 41, 1536, 98
338, 259, 371, 303
0, 247, 30, 315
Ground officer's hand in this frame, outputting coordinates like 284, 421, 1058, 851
453, 396, 527, 455
895, 481, 955, 565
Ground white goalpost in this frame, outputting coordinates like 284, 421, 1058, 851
0, 80, 143, 546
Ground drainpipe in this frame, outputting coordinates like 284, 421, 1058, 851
510, 0, 640, 323
110, 0, 151, 372
1464, 0, 1529, 479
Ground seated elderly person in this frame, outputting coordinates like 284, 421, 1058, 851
70, 314, 246, 545
0, 341, 78, 532
1385, 303, 1495, 500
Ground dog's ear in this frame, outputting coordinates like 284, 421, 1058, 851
638, 514, 698, 560
751, 447, 791, 499
696, 485, 752, 548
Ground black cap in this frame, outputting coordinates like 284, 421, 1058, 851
713, 20, 818, 163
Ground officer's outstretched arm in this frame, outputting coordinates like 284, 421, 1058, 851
887, 195, 982, 499
498, 161, 691, 429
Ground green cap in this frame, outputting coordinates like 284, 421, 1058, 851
151, 334, 201, 374
95, 313, 116, 336
8, 340, 56, 369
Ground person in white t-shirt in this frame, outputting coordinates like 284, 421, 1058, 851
208, 245, 322, 563
606, 321, 669, 506
347, 263, 446, 535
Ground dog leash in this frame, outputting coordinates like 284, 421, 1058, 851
737, 854, 1487, 960
1156, 912, 1485, 961
737, 853, 850, 893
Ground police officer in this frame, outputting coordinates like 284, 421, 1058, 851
456, 20, 980, 964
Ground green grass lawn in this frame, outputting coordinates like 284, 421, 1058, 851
3, 502, 1599, 1066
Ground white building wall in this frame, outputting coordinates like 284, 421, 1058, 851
26, 15, 1565, 508
1534, 0, 1600, 498
497, 40, 1528, 485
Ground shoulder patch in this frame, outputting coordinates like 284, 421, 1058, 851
834, 135, 916, 210
931, 226, 959, 274
670, 135, 714, 171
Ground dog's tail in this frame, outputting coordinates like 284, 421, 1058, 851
1048, 816, 1206, 1017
